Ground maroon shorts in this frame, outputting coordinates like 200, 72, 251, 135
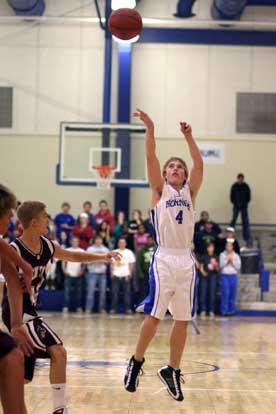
0, 330, 17, 359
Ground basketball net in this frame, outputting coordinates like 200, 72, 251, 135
92, 165, 116, 190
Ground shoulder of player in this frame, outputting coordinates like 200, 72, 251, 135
40, 235, 55, 255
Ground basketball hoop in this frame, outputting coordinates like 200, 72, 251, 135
92, 165, 116, 189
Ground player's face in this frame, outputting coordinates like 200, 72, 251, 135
0, 209, 13, 235
165, 161, 186, 187
32, 210, 49, 235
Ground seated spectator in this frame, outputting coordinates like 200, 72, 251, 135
54, 202, 75, 243
114, 211, 128, 247
59, 230, 71, 249
198, 242, 219, 320
62, 236, 85, 312
46, 214, 55, 240
96, 200, 115, 233
77, 201, 97, 230
194, 221, 220, 256
110, 238, 135, 314
218, 227, 240, 255
134, 224, 150, 254
45, 257, 57, 290
127, 209, 144, 251
144, 210, 154, 237
11, 226, 21, 241
7, 219, 14, 240
55, 230, 72, 290
73, 213, 94, 250
97, 220, 111, 248
219, 239, 241, 316
136, 235, 155, 302
85, 235, 109, 314
195, 210, 222, 236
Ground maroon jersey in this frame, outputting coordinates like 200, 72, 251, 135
3, 236, 55, 319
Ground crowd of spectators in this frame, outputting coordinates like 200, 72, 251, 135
3, 199, 243, 317
193, 211, 241, 318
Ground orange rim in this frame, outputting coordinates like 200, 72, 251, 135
92, 165, 116, 178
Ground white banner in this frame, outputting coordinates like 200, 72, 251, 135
198, 143, 225, 164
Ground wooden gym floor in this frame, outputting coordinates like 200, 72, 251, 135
1, 312, 276, 414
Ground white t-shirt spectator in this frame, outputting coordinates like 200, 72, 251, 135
86, 244, 109, 274
112, 248, 136, 278
64, 247, 84, 277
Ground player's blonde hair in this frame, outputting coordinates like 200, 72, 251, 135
17, 201, 46, 229
0, 184, 17, 218
162, 157, 189, 185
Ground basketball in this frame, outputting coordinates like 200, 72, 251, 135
108, 8, 143, 40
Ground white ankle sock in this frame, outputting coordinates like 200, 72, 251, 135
51, 383, 66, 410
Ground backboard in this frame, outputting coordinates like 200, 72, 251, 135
56, 122, 148, 188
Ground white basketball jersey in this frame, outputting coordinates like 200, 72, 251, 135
151, 183, 194, 249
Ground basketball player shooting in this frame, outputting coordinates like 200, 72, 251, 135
1, 201, 121, 414
124, 109, 203, 401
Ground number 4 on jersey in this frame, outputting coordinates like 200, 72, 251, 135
175, 210, 184, 224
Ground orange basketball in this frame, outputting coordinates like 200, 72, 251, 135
108, 8, 143, 40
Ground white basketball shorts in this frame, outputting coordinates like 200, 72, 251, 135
136, 247, 196, 321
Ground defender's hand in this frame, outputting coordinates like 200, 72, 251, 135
11, 325, 34, 357
180, 122, 192, 139
133, 109, 154, 131
106, 251, 122, 263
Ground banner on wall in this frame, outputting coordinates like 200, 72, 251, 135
198, 143, 225, 164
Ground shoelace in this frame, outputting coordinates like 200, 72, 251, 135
176, 371, 185, 385
126, 362, 144, 377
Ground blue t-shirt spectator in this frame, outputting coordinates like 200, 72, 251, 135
54, 202, 75, 242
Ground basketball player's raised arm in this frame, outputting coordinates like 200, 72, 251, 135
53, 242, 121, 263
133, 109, 164, 192
180, 122, 203, 203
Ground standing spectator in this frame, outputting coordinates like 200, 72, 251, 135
218, 227, 240, 254
85, 235, 109, 314
199, 242, 219, 320
62, 236, 85, 312
195, 211, 222, 235
127, 209, 144, 251
110, 238, 135, 314
230, 173, 251, 243
96, 200, 115, 233
194, 221, 220, 255
97, 220, 111, 248
77, 201, 97, 230
73, 213, 94, 250
219, 240, 241, 316
54, 202, 75, 243
136, 235, 155, 302
134, 224, 150, 254
114, 211, 128, 248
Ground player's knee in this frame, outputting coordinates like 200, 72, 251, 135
50, 345, 67, 364
174, 320, 188, 330
147, 315, 160, 326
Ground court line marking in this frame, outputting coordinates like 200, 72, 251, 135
27, 384, 276, 393
65, 349, 276, 356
